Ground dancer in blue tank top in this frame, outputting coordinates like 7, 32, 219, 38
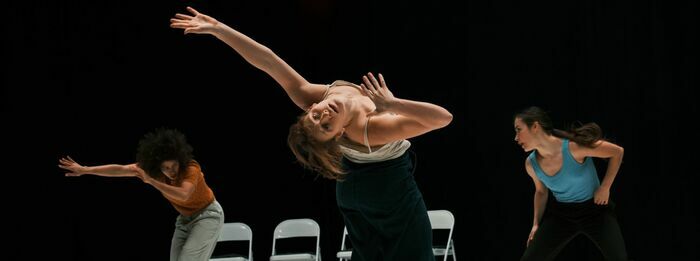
514, 106, 628, 261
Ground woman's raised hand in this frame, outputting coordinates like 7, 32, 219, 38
170, 6, 220, 35
59, 156, 87, 177
361, 72, 396, 113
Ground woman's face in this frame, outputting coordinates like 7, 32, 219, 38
514, 118, 535, 152
305, 97, 349, 142
160, 160, 179, 180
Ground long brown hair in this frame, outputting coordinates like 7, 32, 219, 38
515, 106, 603, 147
287, 113, 346, 180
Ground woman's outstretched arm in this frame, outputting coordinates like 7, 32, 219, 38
59, 156, 138, 178
170, 6, 327, 109
60, 156, 195, 201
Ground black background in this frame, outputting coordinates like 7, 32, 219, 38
4, 0, 697, 260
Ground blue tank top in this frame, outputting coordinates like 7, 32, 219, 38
528, 139, 600, 203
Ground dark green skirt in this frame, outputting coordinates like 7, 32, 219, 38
336, 151, 434, 261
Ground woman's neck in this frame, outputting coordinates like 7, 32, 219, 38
536, 135, 562, 158
337, 96, 375, 143
341, 94, 374, 122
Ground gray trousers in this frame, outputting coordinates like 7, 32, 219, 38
170, 200, 224, 261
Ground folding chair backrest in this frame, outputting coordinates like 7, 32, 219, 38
428, 210, 455, 230
428, 210, 456, 261
274, 219, 320, 239
220, 222, 253, 241
271, 218, 320, 258
211, 222, 253, 261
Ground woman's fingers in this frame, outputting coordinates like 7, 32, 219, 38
60, 157, 74, 165
362, 76, 378, 94
378, 73, 386, 88
368, 73, 381, 92
174, 13, 193, 20
170, 22, 195, 29
360, 84, 372, 97
186, 6, 200, 16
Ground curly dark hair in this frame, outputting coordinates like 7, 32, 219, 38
136, 128, 193, 180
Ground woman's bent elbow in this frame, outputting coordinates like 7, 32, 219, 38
437, 112, 453, 128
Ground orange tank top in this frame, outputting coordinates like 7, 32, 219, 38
159, 160, 215, 217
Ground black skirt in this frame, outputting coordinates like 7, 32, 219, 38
336, 151, 434, 261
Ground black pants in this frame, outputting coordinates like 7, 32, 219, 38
336, 152, 434, 261
521, 199, 628, 261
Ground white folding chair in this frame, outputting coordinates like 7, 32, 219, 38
428, 210, 457, 261
336, 226, 351, 260
210, 222, 253, 261
269, 218, 321, 261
